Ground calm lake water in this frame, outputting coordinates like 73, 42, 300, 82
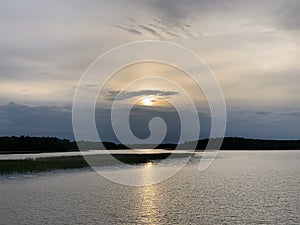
0, 151, 299, 224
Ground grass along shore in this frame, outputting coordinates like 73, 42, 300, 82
0, 153, 193, 175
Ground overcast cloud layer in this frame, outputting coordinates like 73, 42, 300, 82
0, 0, 299, 141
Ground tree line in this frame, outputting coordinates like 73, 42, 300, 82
0, 136, 299, 153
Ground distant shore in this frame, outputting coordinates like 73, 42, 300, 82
0, 136, 300, 154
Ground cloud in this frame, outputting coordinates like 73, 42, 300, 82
96, 106, 182, 143
0, 102, 73, 139
225, 108, 300, 139
105, 89, 179, 101
95, 104, 211, 143
257, 110, 300, 117
113, 16, 200, 40
256, 111, 271, 115
146, 0, 232, 26
274, 0, 300, 30
148, 21, 182, 38
1, 102, 299, 142
112, 25, 142, 35
138, 25, 162, 37
0, 102, 209, 143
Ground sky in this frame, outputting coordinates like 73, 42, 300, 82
0, 0, 300, 142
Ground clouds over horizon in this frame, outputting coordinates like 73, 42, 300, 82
0, 102, 299, 141
0, 1, 299, 139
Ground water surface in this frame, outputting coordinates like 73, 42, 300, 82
0, 151, 299, 224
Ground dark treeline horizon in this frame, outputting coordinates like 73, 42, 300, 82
0, 136, 300, 153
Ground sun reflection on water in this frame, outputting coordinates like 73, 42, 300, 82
135, 161, 160, 224
138, 183, 160, 224
145, 161, 153, 167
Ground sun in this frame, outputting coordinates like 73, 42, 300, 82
141, 96, 155, 106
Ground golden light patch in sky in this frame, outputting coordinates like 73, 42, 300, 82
141, 96, 155, 106
99, 62, 208, 107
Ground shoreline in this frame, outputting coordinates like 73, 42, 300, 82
0, 153, 192, 175
1, 150, 300, 175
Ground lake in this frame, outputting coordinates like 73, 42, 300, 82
0, 151, 299, 224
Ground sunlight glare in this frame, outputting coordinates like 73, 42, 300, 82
141, 96, 155, 106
